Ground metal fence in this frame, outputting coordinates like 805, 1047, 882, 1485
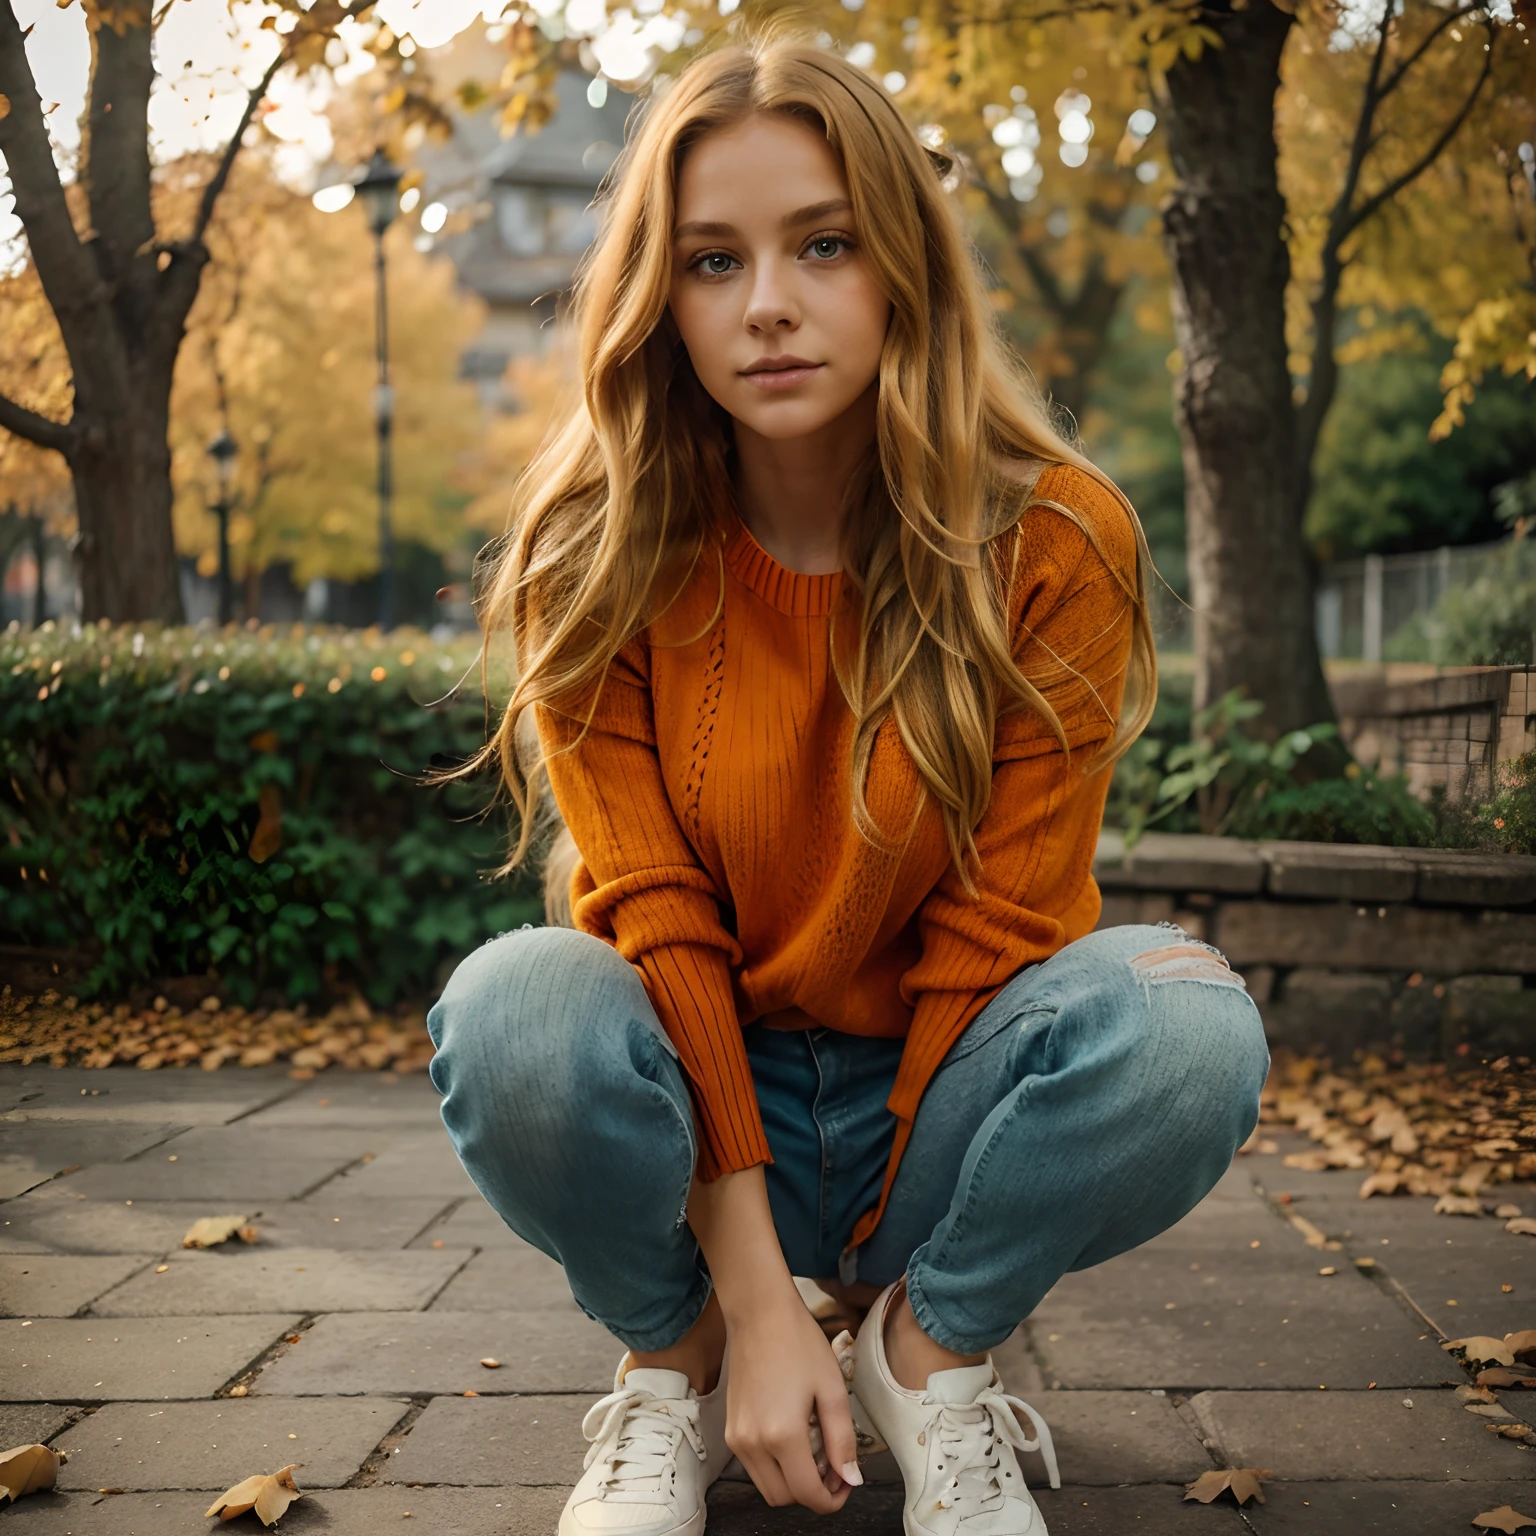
1314, 539, 1506, 661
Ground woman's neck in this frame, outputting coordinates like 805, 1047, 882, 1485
731, 383, 877, 576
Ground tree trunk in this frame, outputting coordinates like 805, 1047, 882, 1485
1159, 1, 1336, 734
70, 391, 183, 622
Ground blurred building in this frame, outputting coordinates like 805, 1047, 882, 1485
421, 64, 631, 408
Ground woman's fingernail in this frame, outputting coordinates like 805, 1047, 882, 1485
841, 1461, 864, 1486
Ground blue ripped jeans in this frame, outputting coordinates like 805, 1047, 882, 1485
427, 924, 1269, 1355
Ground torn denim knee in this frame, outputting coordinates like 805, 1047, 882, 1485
1129, 937, 1248, 994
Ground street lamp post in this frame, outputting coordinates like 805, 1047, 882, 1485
354, 151, 403, 631
206, 427, 238, 626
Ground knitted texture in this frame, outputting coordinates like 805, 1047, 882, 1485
537, 463, 1137, 1235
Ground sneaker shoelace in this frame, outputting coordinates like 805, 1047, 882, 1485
928, 1386, 1061, 1524
581, 1385, 706, 1504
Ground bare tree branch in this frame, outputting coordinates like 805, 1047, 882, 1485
0, 390, 73, 456
1341, 26, 1495, 241
188, 47, 288, 248
1376, 1, 1483, 104
0, 0, 106, 314
190, 0, 379, 247
1294, 10, 1498, 513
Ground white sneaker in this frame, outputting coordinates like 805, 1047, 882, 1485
559, 1355, 731, 1536
850, 1282, 1061, 1535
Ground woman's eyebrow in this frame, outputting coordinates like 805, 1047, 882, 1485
673, 198, 854, 241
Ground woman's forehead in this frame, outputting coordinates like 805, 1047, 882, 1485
673, 115, 848, 230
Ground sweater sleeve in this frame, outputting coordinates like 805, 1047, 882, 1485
535, 635, 771, 1180
890, 471, 1138, 1128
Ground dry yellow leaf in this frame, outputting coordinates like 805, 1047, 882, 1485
1434, 1194, 1484, 1217
1473, 1507, 1536, 1533
1443, 1337, 1517, 1367
0, 1443, 65, 1503
183, 1215, 258, 1249
1183, 1467, 1269, 1506
1509, 1218, 1536, 1237
205, 1464, 302, 1525
0, 95, 10, 122
1506, 1330, 1536, 1361
1288, 1214, 1329, 1248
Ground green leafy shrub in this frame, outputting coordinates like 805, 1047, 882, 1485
1426, 750, 1536, 856
2, 621, 537, 1005
1110, 689, 1434, 847
1386, 529, 1536, 667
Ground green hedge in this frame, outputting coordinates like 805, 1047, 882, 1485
2, 621, 539, 1005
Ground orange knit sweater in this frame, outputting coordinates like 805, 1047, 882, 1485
537, 462, 1138, 1246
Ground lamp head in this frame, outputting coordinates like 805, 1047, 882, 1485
207, 427, 237, 498
355, 150, 404, 236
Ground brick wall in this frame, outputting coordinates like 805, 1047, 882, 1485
1330, 665, 1535, 801
1095, 831, 1536, 1059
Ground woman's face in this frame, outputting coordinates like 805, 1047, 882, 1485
668, 113, 891, 444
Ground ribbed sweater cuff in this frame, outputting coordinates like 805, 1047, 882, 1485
637, 943, 771, 1180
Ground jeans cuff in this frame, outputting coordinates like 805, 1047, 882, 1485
903, 1257, 1011, 1357
587, 1274, 714, 1355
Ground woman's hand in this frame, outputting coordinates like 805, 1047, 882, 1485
723, 1281, 859, 1509
687, 1166, 861, 1512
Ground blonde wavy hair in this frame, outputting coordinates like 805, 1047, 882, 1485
464, 36, 1157, 915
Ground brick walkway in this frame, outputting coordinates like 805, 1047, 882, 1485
1, 1063, 1531, 1533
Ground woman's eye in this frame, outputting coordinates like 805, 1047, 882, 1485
807, 237, 846, 260
698, 253, 736, 275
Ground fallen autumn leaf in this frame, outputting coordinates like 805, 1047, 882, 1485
1473, 1507, 1536, 1533
1434, 1195, 1485, 1217
1444, 1337, 1518, 1367
1478, 1367, 1536, 1388
182, 1215, 259, 1249
205, 1464, 303, 1525
1507, 1331, 1536, 1361
0, 1443, 65, 1503
1183, 1468, 1269, 1506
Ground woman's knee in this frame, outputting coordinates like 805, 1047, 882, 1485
1122, 936, 1271, 1140
428, 925, 652, 1133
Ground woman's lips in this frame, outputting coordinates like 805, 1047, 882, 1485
740, 363, 824, 391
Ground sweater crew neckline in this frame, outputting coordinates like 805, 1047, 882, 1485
724, 515, 841, 618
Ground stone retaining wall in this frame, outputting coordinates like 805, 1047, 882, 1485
1094, 831, 1536, 1058
1331, 664, 1535, 801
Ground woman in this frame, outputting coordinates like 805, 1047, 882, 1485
428, 36, 1268, 1536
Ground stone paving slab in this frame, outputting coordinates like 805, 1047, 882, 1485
1018, 1391, 1213, 1487
381, 1393, 589, 1485
0, 1486, 570, 1535
426, 1246, 577, 1312
708, 1481, 1247, 1533
407, 1196, 529, 1250
242, 1074, 446, 1130
1029, 1246, 1454, 1390
153, 1122, 402, 1163
1243, 1480, 1536, 1533
0, 1191, 455, 1254
1188, 1388, 1531, 1481
52, 1396, 409, 1490
325, 1134, 478, 1200
0, 1401, 74, 1447
1, 1314, 300, 1400
1277, 1194, 1536, 1339
0, 1065, 295, 1124
53, 1153, 354, 1203
0, 1254, 154, 1317
0, 1122, 188, 1200
255, 1310, 620, 1396
90, 1245, 473, 1316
